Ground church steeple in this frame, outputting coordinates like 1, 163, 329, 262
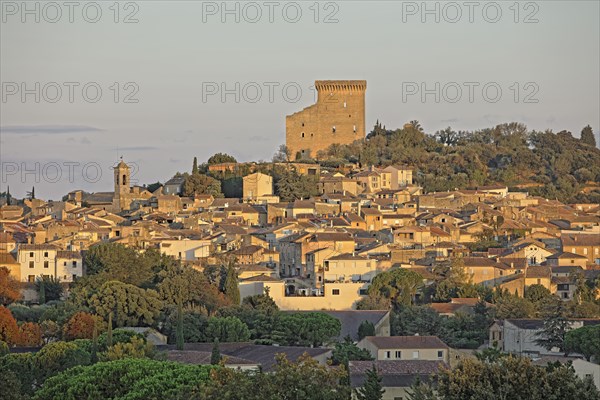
113, 157, 131, 211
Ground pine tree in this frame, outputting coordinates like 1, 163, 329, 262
536, 300, 570, 352
91, 319, 98, 363
406, 377, 438, 400
6, 186, 10, 206
211, 338, 221, 365
31, 186, 35, 200
355, 365, 385, 400
107, 313, 113, 347
176, 302, 184, 350
192, 157, 199, 175
581, 125, 597, 147
224, 263, 240, 304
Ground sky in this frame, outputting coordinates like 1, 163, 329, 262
1, 0, 599, 200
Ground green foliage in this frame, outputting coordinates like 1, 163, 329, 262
223, 264, 240, 305
211, 338, 221, 365
366, 268, 424, 308
32, 359, 215, 400
277, 312, 341, 347
331, 336, 373, 366
524, 284, 553, 303
76, 244, 177, 299
207, 152, 237, 164
0, 339, 8, 356
100, 336, 155, 361
493, 294, 535, 319
162, 308, 208, 344
358, 320, 376, 340
274, 167, 319, 201
437, 356, 600, 400
176, 303, 184, 350
392, 305, 490, 349
183, 173, 223, 197
201, 353, 350, 400
564, 325, 600, 362
321, 122, 600, 202
580, 125, 596, 147
406, 377, 438, 400
205, 316, 250, 342
89, 281, 162, 327
355, 365, 385, 400
7, 303, 46, 323
34, 341, 92, 382
0, 353, 36, 397
535, 300, 570, 352
98, 328, 144, 351
158, 263, 229, 315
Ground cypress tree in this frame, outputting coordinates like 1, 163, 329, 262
355, 365, 385, 400
176, 302, 184, 350
192, 157, 199, 175
6, 186, 10, 206
38, 278, 46, 304
224, 263, 240, 304
107, 313, 113, 347
581, 125, 597, 147
91, 319, 98, 363
211, 338, 221, 365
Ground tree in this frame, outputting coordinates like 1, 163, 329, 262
211, 338, 221, 365
535, 300, 570, 353
564, 325, 600, 362
34, 341, 92, 382
580, 125, 596, 147
176, 302, 184, 350
273, 144, 292, 162
207, 152, 237, 164
406, 377, 438, 400
278, 312, 341, 347
524, 284, 552, 303
0, 305, 19, 344
223, 263, 240, 305
16, 322, 42, 347
205, 316, 250, 342
355, 365, 385, 400
40, 320, 60, 344
367, 268, 424, 309
358, 321, 376, 340
274, 168, 318, 201
494, 294, 535, 319
162, 308, 208, 344
192, 156, 199, 175
35, 276, 63, 304
183, 173, 223, 197
101, 336, 155, 361
90, 281, 163, 327
33, 359, 214, 400
202, 353, 350, 400
0, 267, 21, 305
63, 312, 98, 340
331, 336, 373, 366
437, 356, 600, 400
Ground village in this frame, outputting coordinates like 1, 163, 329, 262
1, 80, 599, 399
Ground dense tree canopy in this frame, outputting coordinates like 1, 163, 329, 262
33, 359, 214, 400
317, 122, 600, 202
0, 267, 21, 305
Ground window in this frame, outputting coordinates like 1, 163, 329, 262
73, 274, 77, 281
343, 101, 346, 108
583, 248, 588, 255
63, 261, 67, 266
44, 252, 48, 257
332, 126, 336, 133
332, 289, 340, 295
29, 252, 34, 258
28, 275, 35, 283
353, 125, 356, 133
44, 261, 49, 269
122, 174, 127, 185
412, 351, 419, 359
301, 132, 305, 138
537, 278, 541, 284
72, 261, 77, 267
385, 351, 391, 359
395, 351, 402, 359
595, 248, 599, 255
359, 289, 368, 295
29, 261, 34, 269
437, 351, 444, 359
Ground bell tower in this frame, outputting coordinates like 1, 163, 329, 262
113, 158, 131, 211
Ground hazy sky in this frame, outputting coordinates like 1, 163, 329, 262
1, 0, 599, 199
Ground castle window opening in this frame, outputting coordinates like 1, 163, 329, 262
301, 132, 305, 138
332, 126, 336, 133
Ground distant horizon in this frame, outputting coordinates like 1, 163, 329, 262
2, 1, 599, 199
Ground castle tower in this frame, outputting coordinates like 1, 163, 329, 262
286, 80, 366, 160
113, 159, 131, 211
